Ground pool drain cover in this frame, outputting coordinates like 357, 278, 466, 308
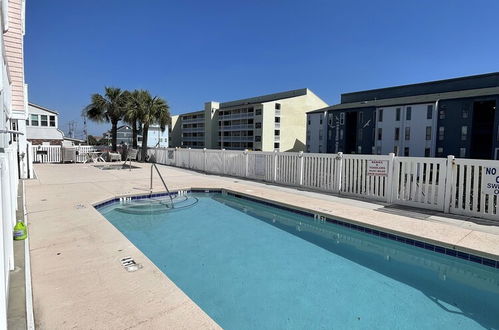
120, 256, 143, 272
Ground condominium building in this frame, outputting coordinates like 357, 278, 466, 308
170, 89, 328, 152
307, 72, 499, 159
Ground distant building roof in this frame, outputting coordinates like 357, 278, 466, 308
340, 72, 499, 103
220, 88, 309, 108
28, 102, 59, 115
311, 86, 499, 113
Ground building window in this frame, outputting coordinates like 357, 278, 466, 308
425, 126, 432, 140
393, 146, 399, 156
438, 127, 445, 141
427, 105, 433, 119
319, 129, 323, 140
307, 119, 311, 125
405, 127, 410, 140
255, 122, 262, 129
339, 113, 345, 125
340, 129, 344, 140
357, 146, 362, 153
377, 128, 382, 140
274, 143, 280, 149
396, 108, 401, 121
26, 119, 29, 126
359, 111, 363, 124
394, 127, 400, 141
255, 136, 261, 142
378, 109, 383, 122
275, 103, 281, 110
320, 118, 323, 125
49, 115, 55, 126
462, 105, 469, 119
439, 107, 445, 120
437, 147, 443, 156
376, 146, 381, 155
275, 130, 280, 136
41, 115, 48, 126
461, 126, 468, 141
425, 148, 431, 157
460, 148, 466, 158
30, 114, 39, 126
255, 109, 262, 116
404, 147, 409, 156
275, 117, 280, 123
406, 107, 412, 120
358, 128, 363, 141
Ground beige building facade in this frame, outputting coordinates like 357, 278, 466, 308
170, 89, 327, 152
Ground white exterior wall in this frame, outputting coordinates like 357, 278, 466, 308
26, 104, 64, 141
375, 103, 437, 156
306, 111, 327, 153
147, 125, 169, 148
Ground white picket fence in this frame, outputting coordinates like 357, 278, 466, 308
147, 148, 499, 221
31, 145, 94, 163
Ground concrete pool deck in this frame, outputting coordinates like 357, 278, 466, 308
25, 162, 499, 329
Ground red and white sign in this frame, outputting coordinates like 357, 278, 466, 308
367, 160, 388, 176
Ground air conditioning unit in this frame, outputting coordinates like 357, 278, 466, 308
61, 147, 77, 163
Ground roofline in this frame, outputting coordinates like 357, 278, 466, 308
341, 72, 499, 100
28, 102, 59, 115
219, 88, 309, 108
321, 86, 499, 112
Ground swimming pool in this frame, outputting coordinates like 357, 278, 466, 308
98, 191, 499, 329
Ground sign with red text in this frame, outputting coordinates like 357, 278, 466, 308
367, 160, 388, 176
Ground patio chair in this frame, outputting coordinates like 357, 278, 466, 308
124, 149, 138, 170
108, 151, 121, 162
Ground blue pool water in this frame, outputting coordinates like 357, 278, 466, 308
99, 193, 499, 329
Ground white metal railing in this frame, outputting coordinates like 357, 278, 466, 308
148, 148, 499, 221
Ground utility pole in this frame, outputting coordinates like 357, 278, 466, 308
82, 114, 88, 144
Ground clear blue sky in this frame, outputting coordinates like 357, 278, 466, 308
25, 0, 499, 137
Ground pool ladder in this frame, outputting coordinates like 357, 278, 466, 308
150, 163, 174, 208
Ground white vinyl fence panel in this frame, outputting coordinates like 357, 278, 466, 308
393, 157, 448, 211
341, 155, 392, 202
302, 153, 338, 192
449, 158, 499, 220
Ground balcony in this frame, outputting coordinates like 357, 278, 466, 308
275, 122, 281, 129
219, 112, 254, 120
182, 127, 205, 132
182, 117, 204, 124
218, 136, 254, 142
219, 124, 254, 131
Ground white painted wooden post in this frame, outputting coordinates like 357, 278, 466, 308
244, 149, 249, 177
443, 155, 455, 213
334, 152, 343, 193
203, 148, 207, 173
188, 148, 192, 169
222, 149, 226, 174
273, 150, 278, 182
386, 153, 395, 203
299, 151, 304, 186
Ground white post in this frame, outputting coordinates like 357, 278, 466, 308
244, 149, 249, 177
334, 152, 343, 193
222, 149, 226, 174
298, 151, 304, 186
273, 150, 278, 182
203, 148, 207, 173
188, 147, 192, 169
386, 153, 395, 203
443, 155, 455, 213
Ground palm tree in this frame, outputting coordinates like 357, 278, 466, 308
83, 87, 127, 151
123, 90, 141, 149
133, 90, 170, 161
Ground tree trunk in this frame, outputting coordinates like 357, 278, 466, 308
132, 119, 138, 149
111, 120, 118, 152
141, 123, 149, 162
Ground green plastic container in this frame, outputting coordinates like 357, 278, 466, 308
13, 220, 27, 240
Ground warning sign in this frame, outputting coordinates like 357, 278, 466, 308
367, 160, 388, 176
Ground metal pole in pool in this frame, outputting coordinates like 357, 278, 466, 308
150, 163, 153, 195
